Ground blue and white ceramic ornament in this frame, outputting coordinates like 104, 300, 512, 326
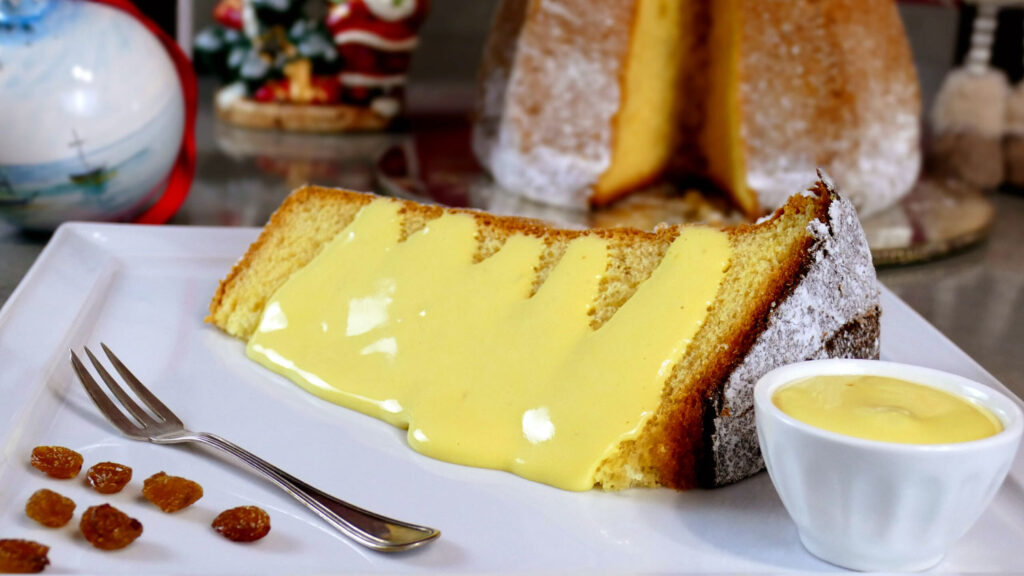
0, 0, 186, 230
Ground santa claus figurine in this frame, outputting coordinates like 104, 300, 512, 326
327, 0, 430, 119
194, 0, 429, 132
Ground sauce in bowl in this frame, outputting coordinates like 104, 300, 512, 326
773, 374, 1003, 444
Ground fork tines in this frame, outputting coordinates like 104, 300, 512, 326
70, 344, 181, 438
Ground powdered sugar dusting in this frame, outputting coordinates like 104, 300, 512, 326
473, 0, 633, 209
709, 183, 881, 485
472, 0, 528, 175
740, 0, 920, 218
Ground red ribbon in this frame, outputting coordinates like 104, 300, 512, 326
88, 0, 197, 225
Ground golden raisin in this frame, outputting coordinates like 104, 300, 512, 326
79, 504, 143, 551
86, 462, 132, 494
0, 539, 49, 573
24, 489, 75, 528
142, 472, 203, 513
212, 506, 271, 542
29, 446, 83, 479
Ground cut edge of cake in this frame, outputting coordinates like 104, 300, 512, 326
593, 173, 879, 489
591, 0, 688, 205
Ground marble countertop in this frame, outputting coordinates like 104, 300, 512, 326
2, 86, 1023, 400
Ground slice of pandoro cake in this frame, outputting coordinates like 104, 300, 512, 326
208, 176, 879, 491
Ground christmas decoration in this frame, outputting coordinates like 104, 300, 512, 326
196, 0, 429, 132
929, 1, 1007, 189
0, 0, 195, 230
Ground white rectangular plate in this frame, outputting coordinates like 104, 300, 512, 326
1, 223, 1022, 574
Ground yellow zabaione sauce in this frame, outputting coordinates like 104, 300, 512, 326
246, 199, 731, 490
772, 374, 1003, 444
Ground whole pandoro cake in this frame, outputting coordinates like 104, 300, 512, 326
472, 0, 921, 218
208, 177, 880, 490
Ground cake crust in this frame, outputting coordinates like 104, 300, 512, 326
590, 177, 880, 489
701, 180, 880, 486
737, 0, 920, 217
472, 0, 635, 209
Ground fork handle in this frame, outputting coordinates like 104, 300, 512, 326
177, 432, 440, 552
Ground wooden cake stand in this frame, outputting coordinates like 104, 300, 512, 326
215, 85, 392, 133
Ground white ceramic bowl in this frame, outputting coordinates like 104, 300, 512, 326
754, 359, 1023, 572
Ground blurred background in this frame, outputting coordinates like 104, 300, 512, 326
166, 0, 969, 114
137, 0, 1020, 227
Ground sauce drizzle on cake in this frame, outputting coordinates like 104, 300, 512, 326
247, 199, 730, 490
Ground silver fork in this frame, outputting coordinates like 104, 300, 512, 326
70, 343, 440, 552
